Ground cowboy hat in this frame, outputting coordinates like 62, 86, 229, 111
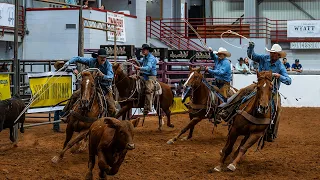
142, 44, 153, 52
54, 61, 65, 70
265, 44, 287, 58
212, 47, 231, 57
238, 57, 244, 61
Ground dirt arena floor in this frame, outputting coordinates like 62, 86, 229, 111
0, 107, 319, 180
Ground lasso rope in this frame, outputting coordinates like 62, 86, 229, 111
183, 19, 208, 50
220, 30, 252, 49
14, 67, 68, 124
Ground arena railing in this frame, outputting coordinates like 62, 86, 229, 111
147, 17, 320, 45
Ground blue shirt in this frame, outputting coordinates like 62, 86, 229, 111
247, 47, 292, 90
292, 63, 302, 70
138, 53, 157, 80
66, 57, 114, 83
207, 53, 232, 82
283, 62, 290, 69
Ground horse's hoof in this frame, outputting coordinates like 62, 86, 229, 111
227, 163, 236, 172
167, 139, 174, 145
167, 124, 174, 128
213, 166, 222, 172
20, 128, 25, 133
158, 127, 162, 131
51, 156, 60, 163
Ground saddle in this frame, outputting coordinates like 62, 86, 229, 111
131, 75, 162, 95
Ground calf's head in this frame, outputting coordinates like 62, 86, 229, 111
104, 117, 135, 150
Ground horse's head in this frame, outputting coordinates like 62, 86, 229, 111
184, 66, 203, 88
80, 71, 96, 111
256, 71, 273, 114
0, 63, 9, 72
112, 62, 125, 82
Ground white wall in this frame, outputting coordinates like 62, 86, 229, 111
233, 74, 320, 107
23, 9, 142, 60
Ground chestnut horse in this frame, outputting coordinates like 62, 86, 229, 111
112, 63, 174, 130
213, 71, 274, 172
52, 71, 104, 163
167, 67, 233, 144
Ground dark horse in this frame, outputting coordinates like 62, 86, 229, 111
112, 63, 174, 130
167, 67, 236, 144
213, 71, 274, 172
52, 71, 104, 163
0, 95, 25, 143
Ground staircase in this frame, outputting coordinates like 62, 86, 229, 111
146, 17, 205, 51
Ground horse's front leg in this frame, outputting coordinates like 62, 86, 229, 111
167, 117, 202, 144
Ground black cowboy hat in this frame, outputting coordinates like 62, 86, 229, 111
238, 57, 244, 61
295, 59, 299, 62
142, 44, 153, 52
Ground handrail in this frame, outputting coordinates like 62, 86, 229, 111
148, 17, 320, 44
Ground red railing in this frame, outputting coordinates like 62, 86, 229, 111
0, 5, 25, 37
147, 17, 320, 45
146, 17, 206, 51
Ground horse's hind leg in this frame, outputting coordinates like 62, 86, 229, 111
227, 132, 263, 172
19, 114, 25, 133
9, 127, 15, 142
212, 127, 239, 172
164, 109, 174, 128
167, 117, 201, 144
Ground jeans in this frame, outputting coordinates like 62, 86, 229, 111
53, 110, 64, 130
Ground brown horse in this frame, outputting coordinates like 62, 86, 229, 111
112, 62, 174, 130
213, 71, 273, 172
167, 67, 227, 144
52, 71, 104, 163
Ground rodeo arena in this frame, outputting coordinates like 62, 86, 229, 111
1, 0, 320, 179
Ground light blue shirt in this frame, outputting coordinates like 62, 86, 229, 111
66, 57, 114, 82
139, 53, 157, 80
247, 46, 291, 90
208, 53, 232, 82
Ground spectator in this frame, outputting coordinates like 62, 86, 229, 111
83, 0, 89, 8
99, 5, 105, 10
235, 57, 249, 74
244, 57, 250, 67
250, 60, 259, 73
208, 47, 215, 60
52, 61, 66, 133
292, 59, 303, 73
282, 58, 290, 71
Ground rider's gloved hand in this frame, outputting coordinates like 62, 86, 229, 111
249, 41, 255, 48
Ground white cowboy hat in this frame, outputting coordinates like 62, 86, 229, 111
265, 44, 287, 58
213, 47, 231, 57
208, 47, 213, 51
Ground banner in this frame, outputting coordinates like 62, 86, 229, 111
287, 20, 320, 38
0, 74, 11, 100
290, 42, 320, 49
27, 72, 74, 113
107, 12, 126, 42
0, 3, 15, 27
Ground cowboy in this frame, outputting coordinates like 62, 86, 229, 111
133, 44, 157, 115
219, 43, 291, 142
205, 47, 232, 99
61, 48, 117, 117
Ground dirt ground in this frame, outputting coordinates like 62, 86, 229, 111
0, 108, 319, 180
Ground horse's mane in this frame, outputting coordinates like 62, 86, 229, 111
82, 71, 92, 77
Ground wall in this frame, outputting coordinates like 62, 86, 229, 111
146, 0, 161, 19
233, 74, 320, 107
212, 0, 243, 18
259, 0, 320, 20
23, 9, 142, 60
0, 42, 23, 60
104, 0, 136, 15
